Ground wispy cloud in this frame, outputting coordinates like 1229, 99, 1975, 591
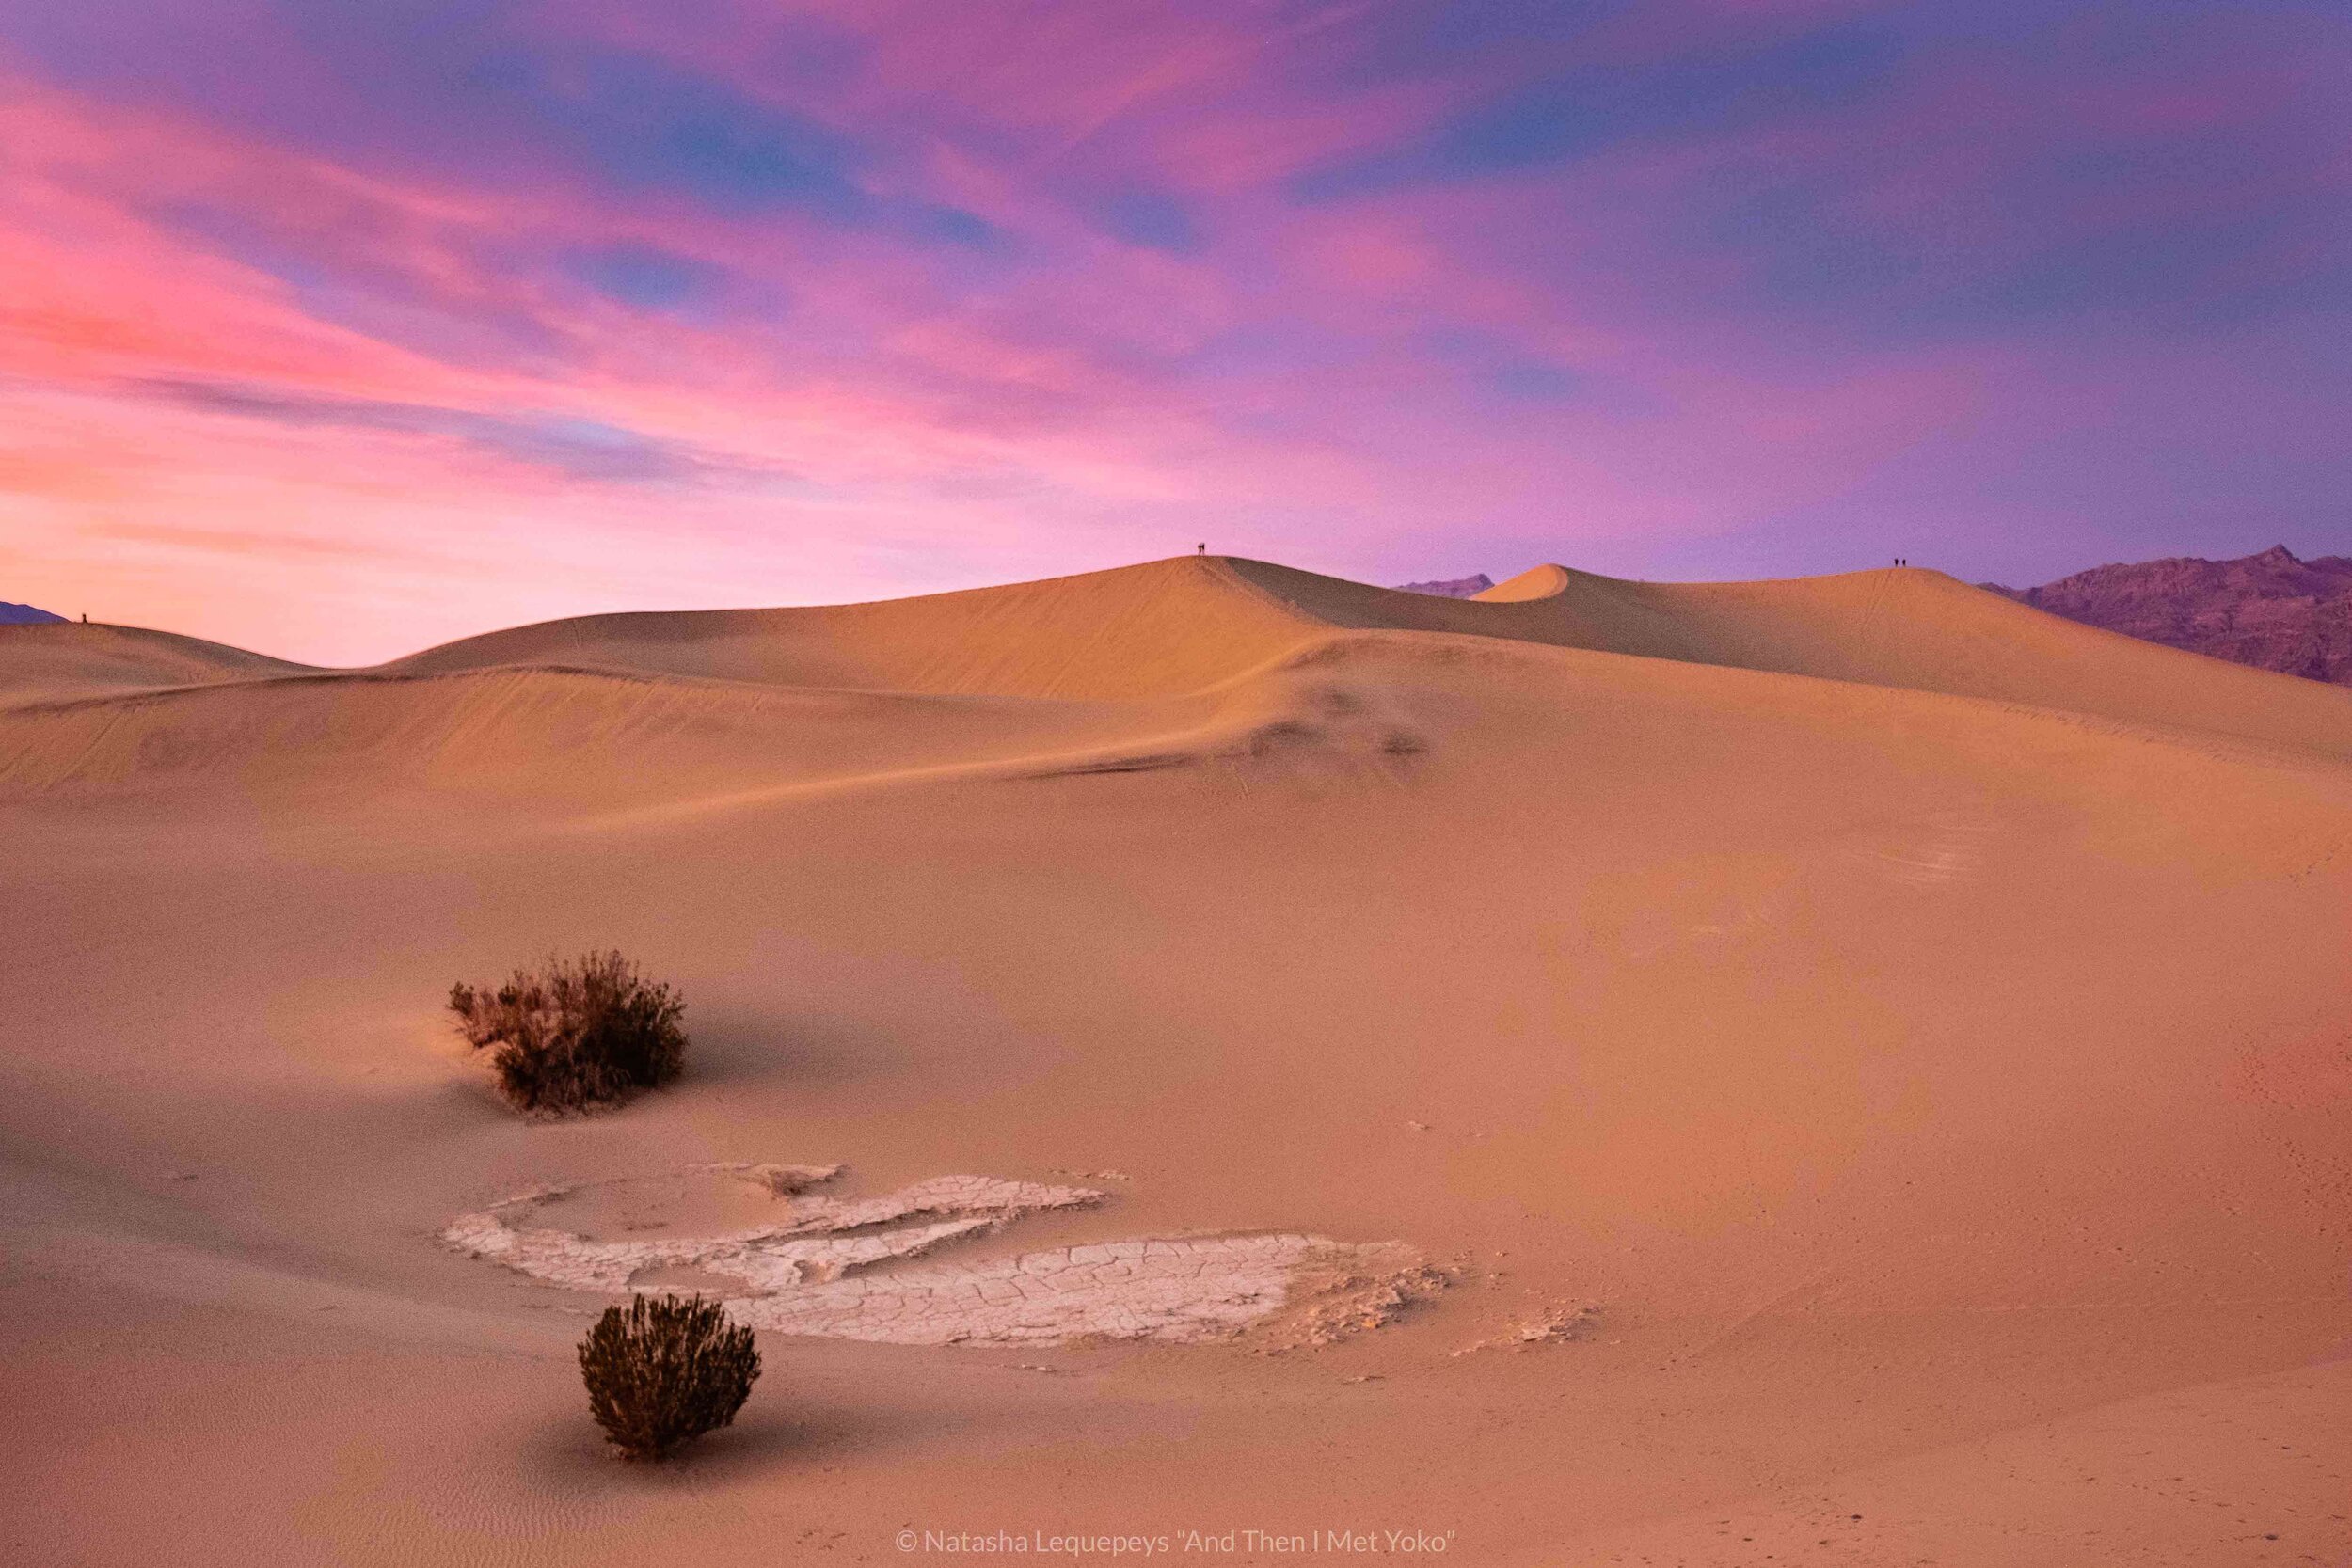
0, 0, 2345, 661
131, 376, 765, 486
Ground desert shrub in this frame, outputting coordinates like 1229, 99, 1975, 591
448, 949, 685, 1114
578, 1292, 760, 1461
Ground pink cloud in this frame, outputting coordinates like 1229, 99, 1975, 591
1, 2, 2344, 657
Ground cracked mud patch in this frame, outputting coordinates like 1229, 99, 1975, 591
442, 1164, 1425, 1347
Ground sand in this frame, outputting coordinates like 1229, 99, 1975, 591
1, 556, 2345, 1565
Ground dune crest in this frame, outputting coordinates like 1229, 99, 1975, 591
379, 556, 1327, 702
0, 621, 316, 705
1470, 563, 1573, 602
10, 556, 2347, 804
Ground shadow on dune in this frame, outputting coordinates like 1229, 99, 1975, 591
663, 1010, 898, 1097
506, 1378, 996, 1495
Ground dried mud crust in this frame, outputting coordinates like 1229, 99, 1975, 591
442, 1164, 1432, 1347
1449, 1301, 1605, 1356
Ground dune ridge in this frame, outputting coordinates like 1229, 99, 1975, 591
0, 620, 317, 706
8, 557, 2348, 804
362, 552, 2352, 760
1232, 558, 2352, 761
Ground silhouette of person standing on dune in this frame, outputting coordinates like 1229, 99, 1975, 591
1197, 543, 1205, 555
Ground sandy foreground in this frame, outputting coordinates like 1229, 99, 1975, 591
2, 557, 2346, 1566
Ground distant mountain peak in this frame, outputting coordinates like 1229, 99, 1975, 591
1, 601, 67, 626
1395, 573, 1494, 598
1988, 545, 2352, 685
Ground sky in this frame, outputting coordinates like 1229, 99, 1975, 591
1, 0, 2347, 664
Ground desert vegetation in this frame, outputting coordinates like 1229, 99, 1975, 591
577, 1293, 761, 1461
448, 949, 686, 1114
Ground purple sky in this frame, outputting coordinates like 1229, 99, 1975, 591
2, 0, 2346, 663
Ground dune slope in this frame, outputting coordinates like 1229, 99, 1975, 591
380, 557, 1327, 701
0, 620, 317, 706
1, 555, 2345, 1567
376, 553, 2352, 761
1237, 557, 2352, 762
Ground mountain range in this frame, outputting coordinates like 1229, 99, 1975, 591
1982, 545, 2351, 685
1394, 573, 1494, 598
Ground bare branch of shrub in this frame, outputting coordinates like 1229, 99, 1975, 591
448, 950, 685, 1114
578, 1292, 760, 1461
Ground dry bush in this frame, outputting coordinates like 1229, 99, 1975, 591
448, 950, 685, 1114
578, 1293, 761, 1461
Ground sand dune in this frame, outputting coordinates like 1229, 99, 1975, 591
367, 554, 2352, 758
0, 664, 1179, 804
370, 552, 2352, 768
0, 619, 316, 705
1470, 562, 1572, 601
379, 557, 1323, 700
14, 554, 2345, 800
1243, 558, 2352, 762
2, 555, 2345, 1566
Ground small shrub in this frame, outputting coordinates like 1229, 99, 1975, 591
448, 949, 685, 1114
578, 1293, 760, 1461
